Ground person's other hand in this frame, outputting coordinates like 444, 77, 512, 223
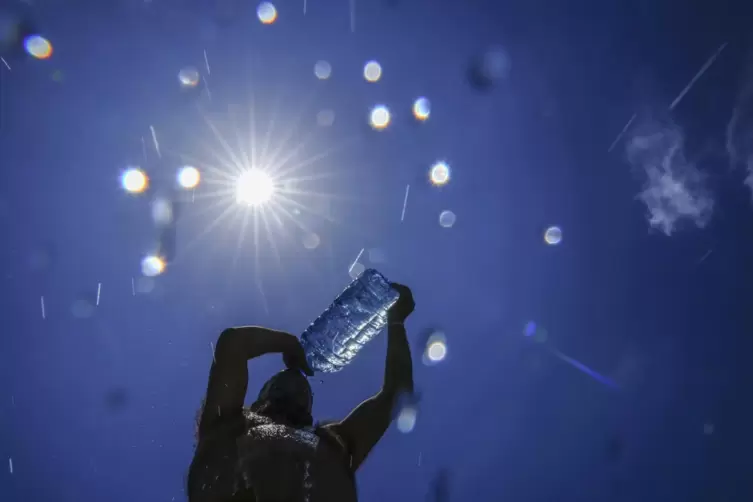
282, 337, 315, 376
388, 283, 415, 323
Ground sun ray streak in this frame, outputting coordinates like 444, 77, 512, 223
165, 149, 239, 184
252, 209, 270, 315
231, 207, 253, 274
264, 90, 319, 170
275, 193, 338, 224
249, 92, 258, 168
260, 207, 284, 271
274, 137, 360, 179
260, 94, 282, 164
182, 187, 236, 216
267, 130, 315, 176
179, 204, 237, 257
270, 199, 316, 234
229, 108, 252, 172
267, 132, 319, 176
281, 171, 339, 186
204, 117, 248, 174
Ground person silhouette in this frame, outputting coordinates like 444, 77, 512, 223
188, 284, 415, 502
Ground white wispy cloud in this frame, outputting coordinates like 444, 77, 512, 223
626, 119, 714, 236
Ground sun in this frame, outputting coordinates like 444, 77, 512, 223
235, 169, 275, 206
165, 96, 352, 289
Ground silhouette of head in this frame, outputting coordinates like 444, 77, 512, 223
250, 369, 313, 428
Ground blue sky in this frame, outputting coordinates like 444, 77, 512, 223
1, 0, 753, 500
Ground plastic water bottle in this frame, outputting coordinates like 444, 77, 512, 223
301, 268, 399, 373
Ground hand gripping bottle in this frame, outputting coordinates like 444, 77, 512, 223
301, 268, 399, 373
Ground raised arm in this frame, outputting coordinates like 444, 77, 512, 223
197, 326, 311, 440
325, 284, 415, 471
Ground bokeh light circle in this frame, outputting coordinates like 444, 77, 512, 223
151, 198, 174, 225
429, 161, 450, 186
394, 391, 420, 433
257, 2, 278, 24
314, 60, 332, 80
177, 166, 201, 189
302, 232, 321, 250
439, 210, 456, 228
141, 255, 165, 277
24, 35, 52, 59
426, 341, 447, 362
369, 105, 391, 130
524, 321, 537, 337
178, 67, 200, 88
544, 226, 562, 245
363, 61, 382, 82
396, 406, 417, 433
422, 329, 447, 366
413, 97, 431, 121
121, 167, 148, 194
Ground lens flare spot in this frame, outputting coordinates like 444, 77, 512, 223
141, 255, 165, 277
178, 67, 200, 88
24, 35, 52, 59
236, 169, 275, 206
151, 198, 174, 225
524, 321, 537, 337
422, 330, 447, 366
429, 162, 450, 186
544, 226, 562, 245
302, 232, 321, 250
427, 341, 447, 362
396, 406, 417, 433
314, 60, 332, 80
177, 166, 200, 189
257, 2, 278, 24
121, 167, 148, 194
363, 60, 382, 83
369, 105, 390, 130
439, 210, 456, 228
413, 97, 431, 121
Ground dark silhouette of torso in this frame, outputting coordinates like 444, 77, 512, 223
188, 411, 358, 502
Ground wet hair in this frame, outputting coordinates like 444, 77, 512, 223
249, 369, 314, 428
193, 370, 314, 446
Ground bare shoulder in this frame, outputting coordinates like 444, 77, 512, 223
317, 423, 350, 454
188, 416, 246, 501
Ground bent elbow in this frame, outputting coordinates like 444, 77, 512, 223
214, 328, 242, 359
